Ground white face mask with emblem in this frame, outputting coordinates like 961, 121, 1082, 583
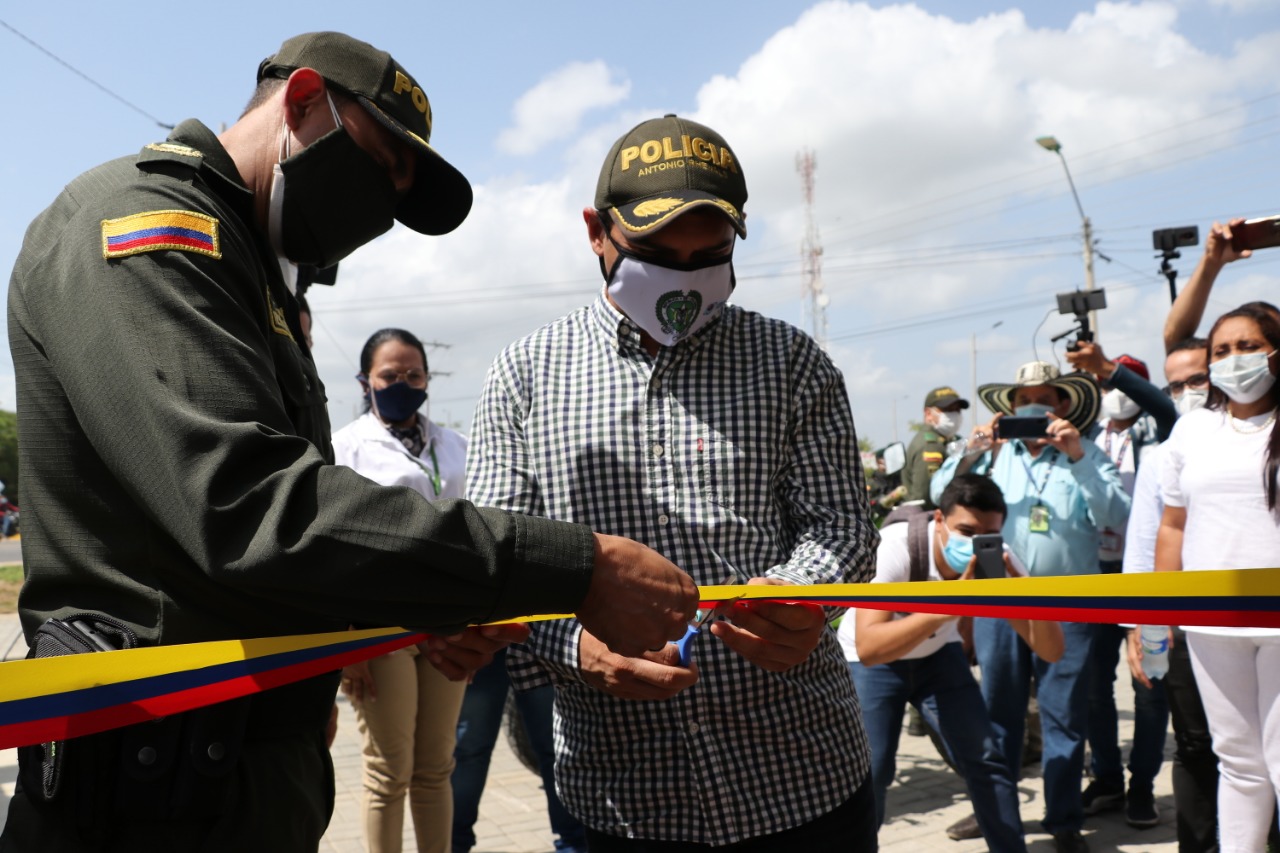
603, 234, 734, 347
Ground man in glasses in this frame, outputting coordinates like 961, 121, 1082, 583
1064, 343, 1175, 831
1121, 336, 1220, 851
468, 115, 880, 851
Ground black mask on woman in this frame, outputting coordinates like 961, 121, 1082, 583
370, 381, 427, 424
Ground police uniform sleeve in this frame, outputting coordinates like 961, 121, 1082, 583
8, 179, 592, 637
900, 431, 921, 496
469, 347, 585, 687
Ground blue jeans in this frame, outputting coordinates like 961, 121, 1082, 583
1087, 622, 1169, 792
451, 648, 586, 853
850, 644, 1027, 853
975, 617, 1096, 835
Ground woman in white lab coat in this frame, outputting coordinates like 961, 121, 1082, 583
332, 328, 467, 853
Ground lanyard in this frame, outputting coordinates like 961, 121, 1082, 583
1018, 447, 1058, 504
396, 436, 442, 497
425, 444, 441, 496
1103, 426, 1133, 471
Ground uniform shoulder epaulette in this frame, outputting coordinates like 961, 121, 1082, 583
101, 210, 221, 260
138, 142, 205, 166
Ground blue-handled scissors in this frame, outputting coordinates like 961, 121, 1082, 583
671, 599, 740, 666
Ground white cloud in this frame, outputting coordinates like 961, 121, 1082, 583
309, 173, 601, 431
496, 61, 630, 157
311, 1, 1280, 447
1205, 0, 1272, 11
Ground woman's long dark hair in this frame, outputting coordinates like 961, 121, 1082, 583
1205, 305, 1280, 511
358, 328, 428, 414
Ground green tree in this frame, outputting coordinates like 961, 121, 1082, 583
858, 436, 874, 453
0, 410, 18, 504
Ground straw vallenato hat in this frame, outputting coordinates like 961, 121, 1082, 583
977, 361, 1101, 433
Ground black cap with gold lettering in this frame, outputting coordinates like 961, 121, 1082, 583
595, 114, 747, 238
259, 32, 472, 236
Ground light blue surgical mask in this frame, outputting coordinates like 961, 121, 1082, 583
1209, 351, 1277, 404
1014, 403, 1054, 418
941, 521, 973, 573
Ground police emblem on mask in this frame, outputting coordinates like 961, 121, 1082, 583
656, 291, 703, 337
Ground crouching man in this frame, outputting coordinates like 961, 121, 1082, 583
838, 474, 1064, 852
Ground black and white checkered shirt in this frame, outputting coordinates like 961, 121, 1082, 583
468, 292, 877, 844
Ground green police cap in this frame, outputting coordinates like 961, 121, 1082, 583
595, 114, 747, 238
924, 386, 970, 409
259, 32, 472, 236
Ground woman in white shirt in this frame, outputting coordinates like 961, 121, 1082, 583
1156, 304, 1280, 853
333, 328, 468, 853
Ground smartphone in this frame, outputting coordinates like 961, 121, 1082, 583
972, 534, 1005, 580
994, 415, 1049, 440
1231, 215, 1280, 252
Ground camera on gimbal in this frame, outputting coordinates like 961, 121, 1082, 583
1050, 288, 1107, 352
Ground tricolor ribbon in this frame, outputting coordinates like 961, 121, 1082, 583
2, 567, 1277, 750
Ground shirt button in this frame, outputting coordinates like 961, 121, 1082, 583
688, 722, 701, 734
658, 514, 670, 526
652, 443, 665, 458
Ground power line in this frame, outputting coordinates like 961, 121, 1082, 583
745, 93, 1280, 265
0, 19, 174, 130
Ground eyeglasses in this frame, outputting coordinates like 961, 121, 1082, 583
361, 369, 429, 388
1164, 373, 1209, 396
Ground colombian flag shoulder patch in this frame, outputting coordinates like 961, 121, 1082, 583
102, 210, 221, 260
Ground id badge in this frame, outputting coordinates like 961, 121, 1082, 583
1029, 503, 1050, 533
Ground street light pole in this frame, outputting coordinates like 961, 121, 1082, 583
1036, 135, 1098, 334
971, 333, 976, 410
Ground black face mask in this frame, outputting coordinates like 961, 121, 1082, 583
268, 127, 398, 269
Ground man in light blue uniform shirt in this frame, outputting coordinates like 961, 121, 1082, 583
931, 361, 1130, 853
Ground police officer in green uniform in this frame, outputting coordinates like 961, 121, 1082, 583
2, 33, 696, 853
901, 386, 970, 509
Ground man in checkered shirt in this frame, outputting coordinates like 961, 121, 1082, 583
467, 115, 880, 851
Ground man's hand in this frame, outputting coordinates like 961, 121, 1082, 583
1205, 218, 1251, 268
1126, 626, 1173, 690
709, 578, 827, 673
1064, 340, 1115, 380
968, 415, 1002, 453
422, 623, 531, 682
340, 659, 377, 704
1044, 412, 1085, 461
578, 628, 699, 700
577, 533, 699, 659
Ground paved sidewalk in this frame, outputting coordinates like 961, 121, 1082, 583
0, 610, 1178, 851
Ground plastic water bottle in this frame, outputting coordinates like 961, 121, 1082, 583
1140, 625, 1170, 680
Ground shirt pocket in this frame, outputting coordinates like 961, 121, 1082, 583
692, 431, 741, 510
270, 333, 330, 449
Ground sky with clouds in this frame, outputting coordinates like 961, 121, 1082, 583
2, 1, 1279, 450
